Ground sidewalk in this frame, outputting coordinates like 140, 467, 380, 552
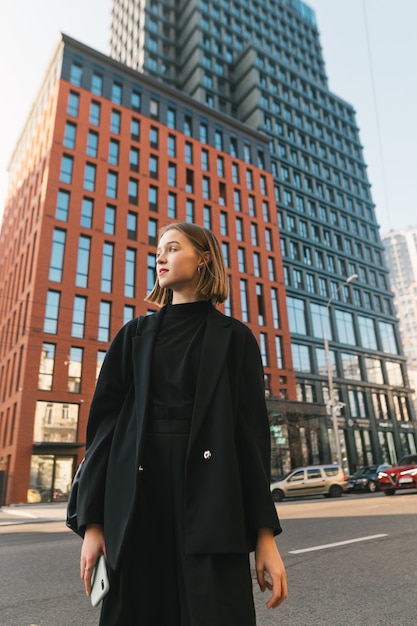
0, 502, 67, 526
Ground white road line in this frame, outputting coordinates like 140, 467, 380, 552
289, 533, 388, 554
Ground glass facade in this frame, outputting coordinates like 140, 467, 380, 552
108, 0, 415, 470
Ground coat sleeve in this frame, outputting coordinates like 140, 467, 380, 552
75, 319, 137, 531
235, 327, 282, 539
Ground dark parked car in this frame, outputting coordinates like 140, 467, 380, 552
347, 464, 391, 493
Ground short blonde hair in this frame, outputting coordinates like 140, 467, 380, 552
145, 222, 229, 307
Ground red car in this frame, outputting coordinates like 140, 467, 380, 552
378, 454, 417, 495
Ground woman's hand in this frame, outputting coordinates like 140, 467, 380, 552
80, 524, 106, 597
255, 528, 288, 609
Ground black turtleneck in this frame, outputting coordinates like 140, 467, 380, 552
150, 300, 211, 407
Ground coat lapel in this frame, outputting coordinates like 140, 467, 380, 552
189, 307, 232, 447
131, 310, 163, 459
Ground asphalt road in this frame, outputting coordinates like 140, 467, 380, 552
0, 492, 416, 625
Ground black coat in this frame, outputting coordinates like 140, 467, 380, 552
76, 306, 281, 570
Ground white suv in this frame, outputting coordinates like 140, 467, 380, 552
270, 465, 348, 502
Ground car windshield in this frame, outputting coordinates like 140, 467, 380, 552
354, 466, 376, 477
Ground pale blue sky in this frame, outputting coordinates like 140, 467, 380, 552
1, 0, 416, 235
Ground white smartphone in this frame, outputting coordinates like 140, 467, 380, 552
90, 555, 110, 607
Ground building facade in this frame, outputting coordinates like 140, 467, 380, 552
109, 0, 417, 469
382, 228, 417, 413
0, 35, 297, 505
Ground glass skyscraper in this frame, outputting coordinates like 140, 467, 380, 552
110, 0, 417, 468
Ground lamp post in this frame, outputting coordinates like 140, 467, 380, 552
323, 273, 358, 467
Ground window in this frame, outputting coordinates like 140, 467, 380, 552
237, 248, 246, 272
98, 301, 111, 342
256, 284, 265, 325
84, 163, 96, 191
63, 122, 76, 149
131, 90, 141, 111
167, 107, 176, 129
149, 155, 158, 179
110, 110, 121, 134
150, 126, 159, 148
365, 357, 384, 384
147, 253, 157, 292
86, 131, 98, 157
101, 243, 114, 293
89, 100, 100, 125
131, 118, 140, 140
104, 205, 115, 235
96, 351, 106, 383
220, 212, 228, 236
71, 295, 86, 338
202, 177, 210, 200
341, 353, 361, 380
335, 309, 355, 345
200, 122, 208, 143
186, 199, 194, 222
185, 142, 193, 164
201, 149, 209, 171
38, 343, 55, 391
68, 347, 83, 393
215, 129, 223, 150
59, 155, 73, 184
168, 162, 176, 186
125, 249, 136, 298
253, 252, 261, 278
75, 236, 90, 288
33, 401, 78, 443
148, 218, 158, 244
108, 139, 119, 165
358, 315, 377, 350
91, 72, 103, 96
148, 186, 158, 212
127, 212, 137, 240
128, 178, 139, 204
111, 81, 123, 104
80, 197, 93, 228
124, 305, 135, 324
44, 291, 60, 334
379, 321, 398, 354
217, 156, 224, 177
150, 98, 159, 119
291, 343, 311, 372
287, 297, 306, 335
168, 134, 176, 157
168, 193, 177, 218
203, 206, 211, 229
56, 190, 70, 222
129, 147, 139, 172
385, 361, 403, 386
106, 171, 118, 198
67, 91, 80, 117
70, 62, 82, 86
184, 114, 192, 137
240, 279, 249, 322
49, 229, 66, 282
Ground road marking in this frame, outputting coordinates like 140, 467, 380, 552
289, 533, 388, 554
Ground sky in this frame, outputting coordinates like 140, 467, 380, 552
0, 0, 416, 236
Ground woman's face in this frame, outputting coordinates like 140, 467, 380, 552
156, 229, 203, 302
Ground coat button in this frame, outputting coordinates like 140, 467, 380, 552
138, 465, 144, 472
203, 450, 212, 460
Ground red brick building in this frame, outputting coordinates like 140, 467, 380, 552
0, 35, 298, 505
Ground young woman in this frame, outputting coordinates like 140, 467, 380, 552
76, 222, 287, 625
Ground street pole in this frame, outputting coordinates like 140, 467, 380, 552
324, 274, 358, 468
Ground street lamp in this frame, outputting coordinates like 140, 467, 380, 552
323, 273, 358, 467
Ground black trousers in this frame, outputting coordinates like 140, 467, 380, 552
99, 407, 256, 626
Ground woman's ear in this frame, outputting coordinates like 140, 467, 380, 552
201, 250, 211, 266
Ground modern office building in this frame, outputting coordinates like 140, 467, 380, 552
382, 227, 417, 412
0, 34, 297, 505
109, 0, 417, 468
